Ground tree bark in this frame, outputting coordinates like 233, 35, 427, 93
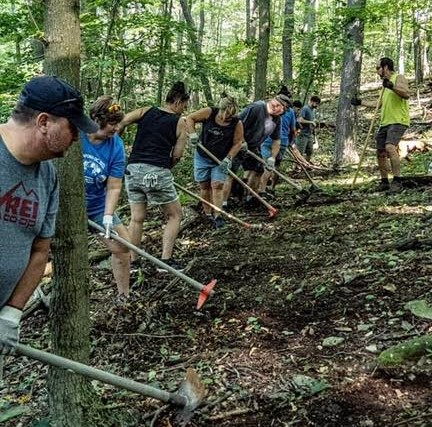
413, 10, 423, 85
299, 0, 318, 100
282, 0, 295, 84
333, 0, 366, 168
44, 1, 96, 425
254, 0, 270, 100
179, 0, 213, 104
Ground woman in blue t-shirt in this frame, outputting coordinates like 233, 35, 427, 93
185, 95, 243, 228
82, 96, 131, 305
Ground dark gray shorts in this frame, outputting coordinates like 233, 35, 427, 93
375, 124, 408, 150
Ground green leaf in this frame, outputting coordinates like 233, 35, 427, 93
0, 406, 29, 422
291, 375, 330, 396
404, 300, 432, 320
322, 336, 345, 347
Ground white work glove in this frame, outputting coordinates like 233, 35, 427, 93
188, 132, 199, 145
219, 156, 232, 174
266, 156, 276, 170
0, 306, 23, 355
240, 142, 248, 153
103, 214, 113, 239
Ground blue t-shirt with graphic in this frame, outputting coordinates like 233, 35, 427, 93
262, 108, 296, 150
81, 133, 126, 216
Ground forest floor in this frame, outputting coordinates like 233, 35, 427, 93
2, 82, 432, 427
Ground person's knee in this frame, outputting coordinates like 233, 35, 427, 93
130, 207, 146, 224
200, 181, 211, 190
111, 243, 130, 257
164, 203, 182, 221
385, 143, 398, 157
211, 181, 224, 191
377, 149, 387, 160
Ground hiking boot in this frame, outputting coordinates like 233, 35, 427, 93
213, 216, 226, 229
156, 258, 185, 273
377, 180, 390, 191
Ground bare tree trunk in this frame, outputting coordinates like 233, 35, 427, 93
245, 0, 258, 97
157, 0, 173, 104
44, 0, 96, 426
254, 0, 270, 100
282, 0, 295, 84
413, 10, 423, 85
299, 0, 318, 100
179, 0, 213, 104
396, 9, 405, 74
333, 0, 366, 168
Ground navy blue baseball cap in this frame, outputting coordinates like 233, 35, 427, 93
19, 75, 99, 133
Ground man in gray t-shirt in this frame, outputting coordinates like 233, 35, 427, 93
297, 95, 321, 161
0, 76, 98, 355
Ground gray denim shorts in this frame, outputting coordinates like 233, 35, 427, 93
125, 163, 178, 205
375, 124, 408, 150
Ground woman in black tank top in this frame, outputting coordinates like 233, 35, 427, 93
185, 95, 244, 229
118, 82, 189, 271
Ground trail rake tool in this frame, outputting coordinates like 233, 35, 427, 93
352, 89, 385, 186
16, 344, 205, 419
287, 146, 322, 192
246, 148, 303, 192
196, 143, 278, 218
174, 182, 262, 229
88, 220, 216, 309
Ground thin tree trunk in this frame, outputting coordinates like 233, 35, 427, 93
333, 0, 366, 168
179, 0, 213, 104
282, 0, 295, 84
396, 9, 405, 74
254, 0, 270, 100
413, 10, 423, 85
44, 0, 96, 426
157, 0, 173, 104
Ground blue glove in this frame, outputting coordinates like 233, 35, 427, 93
219, 156, 232, 174
103, 214, 113, 239
0, 306, 22, 355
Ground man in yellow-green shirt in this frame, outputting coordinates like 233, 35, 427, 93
352, 57, 410, 191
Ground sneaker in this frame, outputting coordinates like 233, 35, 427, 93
377, 180, 390, 191
213, 216, 226, 229
156, 258, 185, 273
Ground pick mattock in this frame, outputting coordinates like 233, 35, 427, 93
352, 89, 384, 186
196, 143, 278, 218
16, 344, 206, 420
174, 182, 262, 230
88, 220, 216, 309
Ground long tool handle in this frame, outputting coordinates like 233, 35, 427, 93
287, 146, 320, 189
196, 143, 277, 217
173, 182, 252, 229
16, 344, 187, 406
246, 149, 303, 191
88, 220, 206, 294
352, 89, 384, 186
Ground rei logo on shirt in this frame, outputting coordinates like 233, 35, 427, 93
0, 181, 39, 228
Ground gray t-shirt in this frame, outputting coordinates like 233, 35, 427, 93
300, 105, 315, 136
0, 136, 59, 308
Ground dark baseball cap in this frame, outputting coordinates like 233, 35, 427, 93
274, 93, 291, 110
19, 75, 99, 133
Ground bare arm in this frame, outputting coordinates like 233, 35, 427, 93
185, 107, 212, 135
393, 74, 410, 99
271, 139, 281, 158
171, 117, 188, 167
104, 176, 123, 216
7, 238, 51, 309
118, 107, 151, 134
227, 121, 244, 159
